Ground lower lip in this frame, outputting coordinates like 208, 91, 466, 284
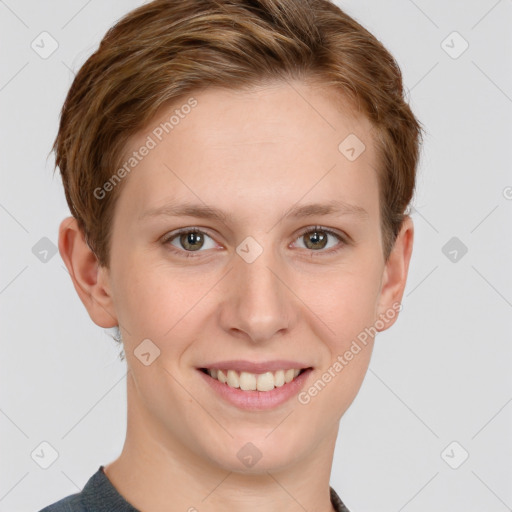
197, 368, 313, 411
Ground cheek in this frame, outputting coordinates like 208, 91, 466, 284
301, 282, 377, 415
319, 342, 374, 418
111, 257, 183, 339
308, 266, 382, 343
114, 256, 220, 353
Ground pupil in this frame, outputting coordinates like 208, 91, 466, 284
182, 232, 203, 250
307, 231, 327, 249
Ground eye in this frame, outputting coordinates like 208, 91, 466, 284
162, 225, 347, 259
293, 225, 346, 254
162, 228, 217, 257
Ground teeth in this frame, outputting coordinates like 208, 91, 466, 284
206, 367, 305, 391
226, 370, 239, 388
256, 371, 274, 392
274, 369, 285, 387
239, 371, 257, 391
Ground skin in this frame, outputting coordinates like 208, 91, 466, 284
59, 79, 413, 512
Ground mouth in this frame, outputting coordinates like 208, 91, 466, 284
197, 365, 314, 410
198, 367, 312, 392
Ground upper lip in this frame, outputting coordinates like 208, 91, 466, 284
198, 360, 313, 373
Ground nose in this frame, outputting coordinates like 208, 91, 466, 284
218, 244, 298, 344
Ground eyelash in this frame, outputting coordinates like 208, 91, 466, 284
161, 225, 347, 259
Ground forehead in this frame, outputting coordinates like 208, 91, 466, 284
115, 80, 380, 223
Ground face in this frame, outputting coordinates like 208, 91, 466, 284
72, 80, 412, 474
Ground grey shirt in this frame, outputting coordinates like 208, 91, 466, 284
39, 466, 351, 511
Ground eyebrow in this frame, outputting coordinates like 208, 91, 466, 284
139, 199, 369, 223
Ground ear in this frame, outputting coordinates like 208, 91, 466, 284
375, 215, 414, 331
58, 216, 118, 328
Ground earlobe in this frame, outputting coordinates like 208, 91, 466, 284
58, 216, 118, 328
376, 216, 414, 331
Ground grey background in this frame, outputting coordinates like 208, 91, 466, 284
1, 0, 511, 511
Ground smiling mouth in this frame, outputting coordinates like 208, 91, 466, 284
199, 367, 312, 392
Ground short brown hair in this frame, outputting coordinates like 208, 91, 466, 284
52, 0, 424, 267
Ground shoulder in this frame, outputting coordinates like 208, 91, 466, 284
38, 491, 86, 512
37, 466, 105, 512
37, 465, 139, 512
330, 486, 351, 512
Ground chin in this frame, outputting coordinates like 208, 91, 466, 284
205, 433, 306, 474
